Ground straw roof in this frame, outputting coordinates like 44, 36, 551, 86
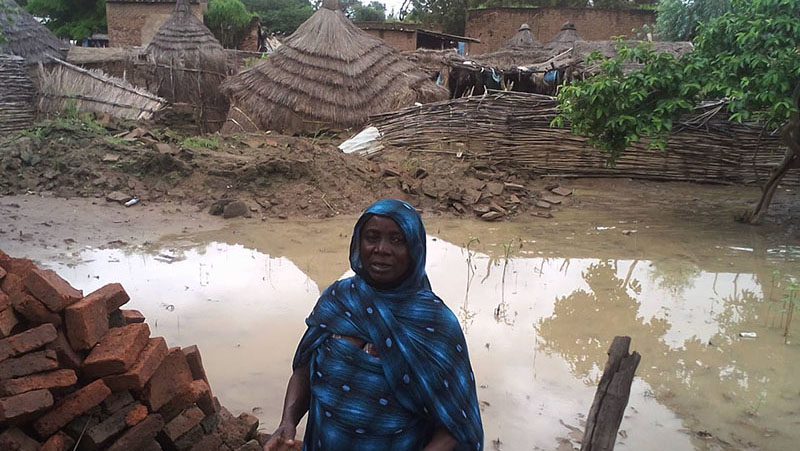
38, 58, 167, 121
546, 22, 583, 53
0, 0, 66, 64
146, 0, 230, 132
0, 54, 35, 133
220, 0, 448, 134
473, 23, 550, 69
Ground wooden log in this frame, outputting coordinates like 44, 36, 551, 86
581, 336, 641, 451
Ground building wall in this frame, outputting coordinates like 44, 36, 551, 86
107, 2, 208, 47
361, 29, 417, 52
466, 7, 655, 55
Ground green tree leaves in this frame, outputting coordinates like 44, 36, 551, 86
241, 0, 314, 35
556, 0, 800, 162
205, 0, 255, 48
25, 0, 106, 40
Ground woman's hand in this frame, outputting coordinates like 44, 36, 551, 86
262, 422, 300, 450
423, 426, 458, 451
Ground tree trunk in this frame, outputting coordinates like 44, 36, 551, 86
581, 336, 641, 451
742, 85, 800, 224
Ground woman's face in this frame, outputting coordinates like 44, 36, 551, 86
359, 216, 411, 288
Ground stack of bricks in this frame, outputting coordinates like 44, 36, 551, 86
0, 250, 262, 450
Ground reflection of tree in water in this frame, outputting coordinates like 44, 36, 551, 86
538, 258, 800, 449
538, 260, 669, 382
649, 258, 701, 296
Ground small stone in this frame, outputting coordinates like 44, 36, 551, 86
534, 200, 551, 209
223, 201, 249, 219
106, 191, 133, 204
551, 187, 573, 196
480, 211, 504, 221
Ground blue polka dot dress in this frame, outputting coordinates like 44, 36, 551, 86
293, 200, 484, 450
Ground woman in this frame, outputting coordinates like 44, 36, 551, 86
264, 199, 483, 451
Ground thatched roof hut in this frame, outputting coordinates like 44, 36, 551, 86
546, 22, 583, 53
0, 0, 65, 65
220, 0, 448, 134
0, 54, 35, 132
473, 23, 550, 69
146, 0, 230, 132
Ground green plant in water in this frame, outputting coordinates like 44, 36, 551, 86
181, 136, 220, 150
783, 280, 799, 342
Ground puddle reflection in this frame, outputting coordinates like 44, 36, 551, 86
45, 222, 799, 451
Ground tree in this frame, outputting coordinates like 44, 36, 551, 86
241, 0, 314, 35
25, 0, 106, 40
351, 1, 385, 21
406, 0, 466, 35
205, 0, 255, 48
655, 0, 731, 41
555, 0, 800, 223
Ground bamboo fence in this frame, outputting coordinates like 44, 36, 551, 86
37, 58, 167, 121
371, 91, 798, 186
0, 54, 36, 133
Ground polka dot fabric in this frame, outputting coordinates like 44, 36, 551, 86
293, 199, 484, 450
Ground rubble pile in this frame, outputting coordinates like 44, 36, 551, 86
0, 250, 266, 450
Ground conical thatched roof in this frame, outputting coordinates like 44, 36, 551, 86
220, 0, 448, 134
0, 0, 65, 65
507, 24, 541, 49
547, 21, 583, 53
146, 0, 229, 132
474, 24, 549, 69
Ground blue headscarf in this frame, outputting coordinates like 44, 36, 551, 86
293, 199, 484, 450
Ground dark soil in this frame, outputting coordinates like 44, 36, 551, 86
0, 115, 572, 220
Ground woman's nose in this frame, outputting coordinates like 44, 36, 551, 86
375, 238, 391, 254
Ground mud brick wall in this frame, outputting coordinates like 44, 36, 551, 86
362, 29, 417, 52
465, 7, 656, 55
0, 249, 264, 450
106, 1, 208, 48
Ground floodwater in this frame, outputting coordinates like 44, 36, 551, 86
43, 211, 799, 451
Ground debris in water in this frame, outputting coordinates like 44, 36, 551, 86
739, 332, 758, 338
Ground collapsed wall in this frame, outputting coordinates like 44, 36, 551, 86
0, 249, 266, 450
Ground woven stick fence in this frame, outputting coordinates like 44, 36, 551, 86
371, 91, 798, 186
0, 54, 36, 133
37, 58, 167, 121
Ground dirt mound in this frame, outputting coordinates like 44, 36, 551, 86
0, 114, 570, 220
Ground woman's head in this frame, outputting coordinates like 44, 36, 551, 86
350, 199, 428, 291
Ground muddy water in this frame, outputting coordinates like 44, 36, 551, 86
42, 211, 800, 451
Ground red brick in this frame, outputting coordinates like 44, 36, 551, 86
182, 345, 209, 384
189, 433, 222, 451
0, 349, 59, 379
24, 268, 83, 312
0, 265, 6, 280
102, 390, 135, 414
1, 273, 25, 298
0, 388, 54, 422
163, 405, 205, 443
172, 424, 204, 450
33, 379, 111, 437
82, 323, 150, 378
0, 289, 9, 310
41, 432, 75, 451
0, 427, 40, 451
46, 330, 83, 369
158, 379, 213, 421
0, 257, 35, 279
0, 369, 77, 396
104, 336, 167, 391
83, 402, 147, 450
122, 309, 146, 324
0, 323, 58, 362
106, 413, 164, 451
64, 286, 110, 351
10, 291, 63, 326
0, 304, 18, 337
88, 283, 130, 312
143, 347, 193, 412
125, 403, 149, 426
